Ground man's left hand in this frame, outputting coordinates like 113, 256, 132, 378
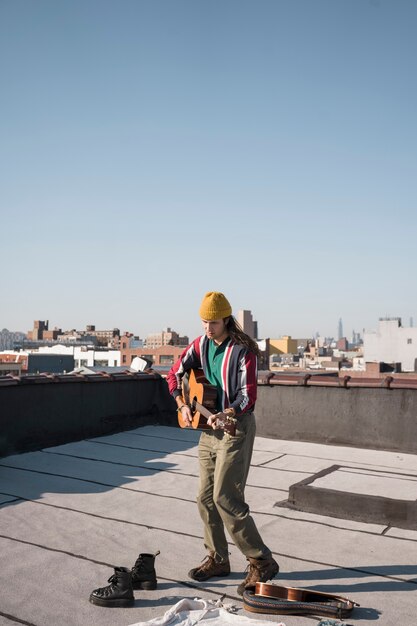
208, 412, 228, 430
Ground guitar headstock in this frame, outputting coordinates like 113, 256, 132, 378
216, 415, 237, 436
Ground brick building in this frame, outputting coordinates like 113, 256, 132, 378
236, 310, 258, 339
120, 341, 186, 368
27, 321, 120, 348
145, 328, 189, 349
0, 353, 27, 375
27, 320, 62, 341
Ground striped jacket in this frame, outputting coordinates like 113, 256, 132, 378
166, 335, 257, 416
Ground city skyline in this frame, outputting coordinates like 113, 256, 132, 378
3, 312, 407, 346
2, 1, 416, 338
1, 309, 412, 345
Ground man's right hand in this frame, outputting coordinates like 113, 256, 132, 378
179, 405, 193, 427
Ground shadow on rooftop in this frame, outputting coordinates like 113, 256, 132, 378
285, 565, 417, 594
0, 427, 199, 510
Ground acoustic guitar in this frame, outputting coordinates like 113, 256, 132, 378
243, 582, 358, 618
177, 369, 236, 435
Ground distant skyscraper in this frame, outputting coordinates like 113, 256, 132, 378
410, 317, 414, 328
338, 318, 343, 340
237, 310, 256, 339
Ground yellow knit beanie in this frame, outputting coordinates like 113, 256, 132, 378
199, 292, 232, 320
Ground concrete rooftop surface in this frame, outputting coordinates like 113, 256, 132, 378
1, 424, 417, 626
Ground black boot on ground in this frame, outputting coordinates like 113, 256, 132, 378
89, 566, 134, 607
131, 550, 160, 590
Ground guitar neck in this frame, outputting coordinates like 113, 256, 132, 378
193, 400, 214, 420
192, 399, 236, 436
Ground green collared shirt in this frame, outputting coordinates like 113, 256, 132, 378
205, 338, 229, 412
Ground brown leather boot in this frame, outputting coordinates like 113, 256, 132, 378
237, 555, 279, 596
188, 553, 231, 582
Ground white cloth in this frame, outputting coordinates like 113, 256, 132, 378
128, 597, 286, 626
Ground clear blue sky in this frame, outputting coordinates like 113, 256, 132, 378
1, 0, 416, 341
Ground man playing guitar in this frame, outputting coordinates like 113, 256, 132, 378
167, 291, 279, 595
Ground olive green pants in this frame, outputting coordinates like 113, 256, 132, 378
197, 411, 271, 562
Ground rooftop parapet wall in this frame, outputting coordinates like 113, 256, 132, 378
1, 371, 417, 457
256, 373, 417, 453
0, 371, 177, 457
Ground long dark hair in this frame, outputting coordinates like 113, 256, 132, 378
225, 316, 261, 357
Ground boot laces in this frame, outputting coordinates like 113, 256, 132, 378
199, 554, 215, 572
95, 574, 118, 597
245, 563, 260, 586
134, 556, 144, 568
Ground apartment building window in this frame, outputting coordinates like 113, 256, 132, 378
122, 355, 127, 364
141, 354, 155, 363
407, 338, 412, 344
160, 355, 174, 365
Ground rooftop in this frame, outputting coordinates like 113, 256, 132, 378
1, 424, 417, 625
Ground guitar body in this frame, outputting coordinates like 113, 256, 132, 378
177, 369, 218, 430
242, 582, 358, 618
256, 582, 345, 603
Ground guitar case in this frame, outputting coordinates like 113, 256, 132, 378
243, 583, 358, 619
